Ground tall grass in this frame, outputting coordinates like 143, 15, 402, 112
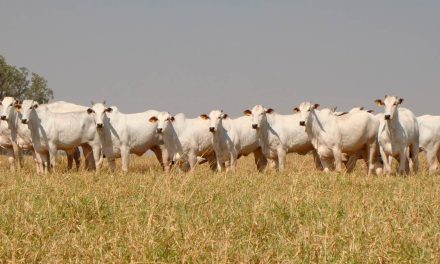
0, 154, 439, 263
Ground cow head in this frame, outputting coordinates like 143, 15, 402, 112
87, 102, 113, 129
0, 97, 20, 121
375, 95, 403, 120
20, 100, 39, 124
206, 110, 228, 133
153, 111, 175, 134
294, 101, 320, 127
243, 105, 273, 130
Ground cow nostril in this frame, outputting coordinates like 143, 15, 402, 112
252, 124, 258, 129
21, 119, 27, 124
384, 115, 391, 120
299, 121, 306, 126
209, 127, 215, 132
0, 116, 6, 120
97, 123, 103, 128
157, 128, 163, 133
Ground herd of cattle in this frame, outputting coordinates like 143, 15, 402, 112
0, 95, 439, 175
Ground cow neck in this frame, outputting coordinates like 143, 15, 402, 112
27, 107, 47, 140
99, 113, 115, 142
307, 110, 328, 148
213, 120, 228, 149
384, 109, 400, 133
257, 115, 271, 154
163, 120, 183, 158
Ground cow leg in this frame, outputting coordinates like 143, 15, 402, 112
268, 158, 278, 171
40, 152, 50, 174
48, 143, 58, 173
188, 152, 198, 173
379, 147, 391, 175
320, 158, 331, 173
92, 145, 103, 172
82, 144, 96, 171
121, 146, 130, 173
229, 151, 237, 173
31, 150, 41, 174
73, 147, 81, 171
277, 149, 287, 171
66, 150, 74, 171
151, 146, 164, 169
6, 148, 15, 172
410, 143, 419, 174
332, 147, 343, 172
253, 148, 267, 172
207, 153, 218, 172
12, 142, 22, 171
311, 150, 323, 171
397, 150, 407, 175
367, 142, 377, 176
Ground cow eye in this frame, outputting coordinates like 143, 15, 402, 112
10, 103, 13, 106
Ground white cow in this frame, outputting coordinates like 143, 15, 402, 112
204, 109, 267, 172
295, 102, 379, 175
0, 97, 36, 171
243, 105, 321, 171
20, 100, 102, 173
418, 115, 440, 173
153, 111, 216, 172
87, 103, 169, 173
374, 95, 419, 175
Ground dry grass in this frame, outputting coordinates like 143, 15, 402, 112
0, 154, 439, 263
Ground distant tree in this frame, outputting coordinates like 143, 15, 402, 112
25, 73, 54, 103
0, 55, 54, 102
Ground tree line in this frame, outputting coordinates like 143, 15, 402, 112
0, 54, 54, 103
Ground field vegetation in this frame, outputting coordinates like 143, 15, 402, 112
0, 154, 439, 263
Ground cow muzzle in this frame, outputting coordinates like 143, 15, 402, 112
209, 127, 215, 132
21, 119, 28, 124
0, 116, 6, 121
384, 115, 391, 120
299, 121, 306, 126
96, 123, 103, 128
252, 124, 258, 129
156, 128, 163, 134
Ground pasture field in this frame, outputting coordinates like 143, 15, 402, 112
0, 154, 439, 263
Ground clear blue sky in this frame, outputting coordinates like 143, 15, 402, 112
1, 1, 439, 116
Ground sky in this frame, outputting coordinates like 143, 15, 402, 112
1, 1, 439, 116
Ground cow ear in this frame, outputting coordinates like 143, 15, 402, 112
293, 107, 300, 113
149, 116, 158, 123
14, 99, 20, 105
359, 107, 365, 110
33, 103, 39, 109
222, 113, 228, 119
374, 99, 384, 106
243, 109, 252, 116
200, 114, 209, 120
105, 107, 113, 113
313, 104, 320, 109
14, 104, 22, 110
266, 108, 274, 114
398, 98, 404, 104
170, 116, 175, 122
87, 108, 94, 114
